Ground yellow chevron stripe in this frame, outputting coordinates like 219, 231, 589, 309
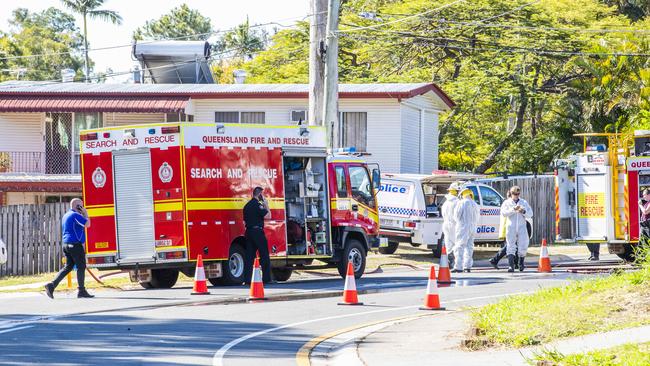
187, 199, 285, 211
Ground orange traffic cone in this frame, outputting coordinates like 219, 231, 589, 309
249, 257, 267, 301
420, 265, 445, 311
538, 238, 552, 273
191, 254, 210, 295
338, 261, 363, 306
437, 246, 454, 284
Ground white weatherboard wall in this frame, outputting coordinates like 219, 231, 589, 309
104, 112, 165, 127
193, 98, 404, 173
0, 113, 44, 152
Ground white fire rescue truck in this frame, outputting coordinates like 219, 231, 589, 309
554, 132, 650, 260
80, 123, 381, 288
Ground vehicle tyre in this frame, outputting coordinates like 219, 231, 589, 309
616, 245, 636, 262
150, 268, 179, 289
410, 243, 422, 248
431, 236, 443, 258
337, 238, 366, 279
272, 268, 293, 282
377, 241, 399, 255
216, 244, 247, 286
139, 281, 154, 289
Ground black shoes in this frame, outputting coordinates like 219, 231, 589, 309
463, 269, 471, 273
507, 255, 515, 273
44, 283, 54, 299
588, 256, 599, 261
489, 257, 499, 269
519, 256, 525, 272
451, 269, 462, 273
77, 289, 95, 298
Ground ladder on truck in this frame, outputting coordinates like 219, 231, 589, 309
607, 134, 631, 241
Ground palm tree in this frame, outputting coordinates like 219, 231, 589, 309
220, 17, 267, 60
60, 0, 122, 82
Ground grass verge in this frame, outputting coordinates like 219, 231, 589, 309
534, 341, 650, 366
468, 261, 650, 349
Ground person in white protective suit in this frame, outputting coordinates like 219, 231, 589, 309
501, 186, 533, 272
452, 187, 480, 273
441, 182, 461, 268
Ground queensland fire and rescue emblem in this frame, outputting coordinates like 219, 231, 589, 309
158, 162, 173, 183
92, 167, 106, 188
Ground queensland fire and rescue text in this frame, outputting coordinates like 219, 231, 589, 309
201, 135, 310, 146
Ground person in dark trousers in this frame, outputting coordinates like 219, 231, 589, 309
243, 186, 273, 284
45, 198, 93, 298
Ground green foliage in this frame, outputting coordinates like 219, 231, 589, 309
0, 7, 85, 81
214, 17, 268, 60
133, 4, 212, 41
243, 0, 650, 174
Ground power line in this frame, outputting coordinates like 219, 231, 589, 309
433, 19, 650, 35
336, 0, 467, 33
0, 12, 320, 62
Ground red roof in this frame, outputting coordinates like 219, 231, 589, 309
0, 96, 188, 113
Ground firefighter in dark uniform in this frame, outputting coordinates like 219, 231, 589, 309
243, 186, 273, 284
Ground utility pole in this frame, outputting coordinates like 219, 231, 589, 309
308, 0, 326, 127
323, 0, 340, 150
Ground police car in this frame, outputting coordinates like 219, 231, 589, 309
377, 172, 532, 256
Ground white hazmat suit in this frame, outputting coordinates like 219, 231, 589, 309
501, 197, 533, 256
453, 194, 480, 270
441, 194, 459, 257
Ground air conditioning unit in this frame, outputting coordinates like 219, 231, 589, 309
290, 110, 307, 124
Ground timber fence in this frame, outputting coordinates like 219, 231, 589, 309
0, 203, 67, 277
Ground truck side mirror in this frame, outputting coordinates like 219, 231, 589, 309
372, 168, 381, 189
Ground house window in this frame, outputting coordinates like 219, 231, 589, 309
214, 111, 265, 124
72, 112, 102, 174
166, 113, 194, 122
341, 112, 367, 152
241, 112, 265, 124
291, 110, 307, 124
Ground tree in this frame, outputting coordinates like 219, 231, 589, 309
214, 17, 268, 60
133, 4, 213, 41
1, 7, 85, 82
242, 0, 649, 174
60, 0, 122, 82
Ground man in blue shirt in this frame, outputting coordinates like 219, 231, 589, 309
45, 198, 93, 298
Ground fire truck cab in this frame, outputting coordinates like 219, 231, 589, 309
80, 123, 380, 288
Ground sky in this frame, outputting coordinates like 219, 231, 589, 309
0, 0, 310, 82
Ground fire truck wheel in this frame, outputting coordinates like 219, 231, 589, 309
217, 244, 247, 286
139, 281, 154, 289
150, 269, 179, 289
338, 239, 366, 279
617, 245, 636, 262
271, 268, 293, 282
377, 241, 399, 255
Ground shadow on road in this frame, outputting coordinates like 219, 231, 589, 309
0, 314, 312, 365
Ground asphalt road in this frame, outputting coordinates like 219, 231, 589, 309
0, 265, 588, 366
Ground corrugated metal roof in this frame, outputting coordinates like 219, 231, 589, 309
0, 81, 427, 94
0, 95, 188, 113
0, 81, 455, 108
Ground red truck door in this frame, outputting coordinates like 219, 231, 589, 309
347, 163, 379, 234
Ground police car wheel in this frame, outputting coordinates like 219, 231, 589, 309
378, 241, 398, 255
150, 269, 179, 289
338, 239, 366, 279
139, 281, 154, 289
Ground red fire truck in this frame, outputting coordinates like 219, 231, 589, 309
80, 123, 381, 288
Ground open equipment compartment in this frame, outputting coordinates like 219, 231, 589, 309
282, 150, 331, 257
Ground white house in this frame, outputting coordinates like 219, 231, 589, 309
0, 81, 454, 205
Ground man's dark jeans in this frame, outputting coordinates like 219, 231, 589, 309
244, 228, 272, 283
51, 243, 87, 290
